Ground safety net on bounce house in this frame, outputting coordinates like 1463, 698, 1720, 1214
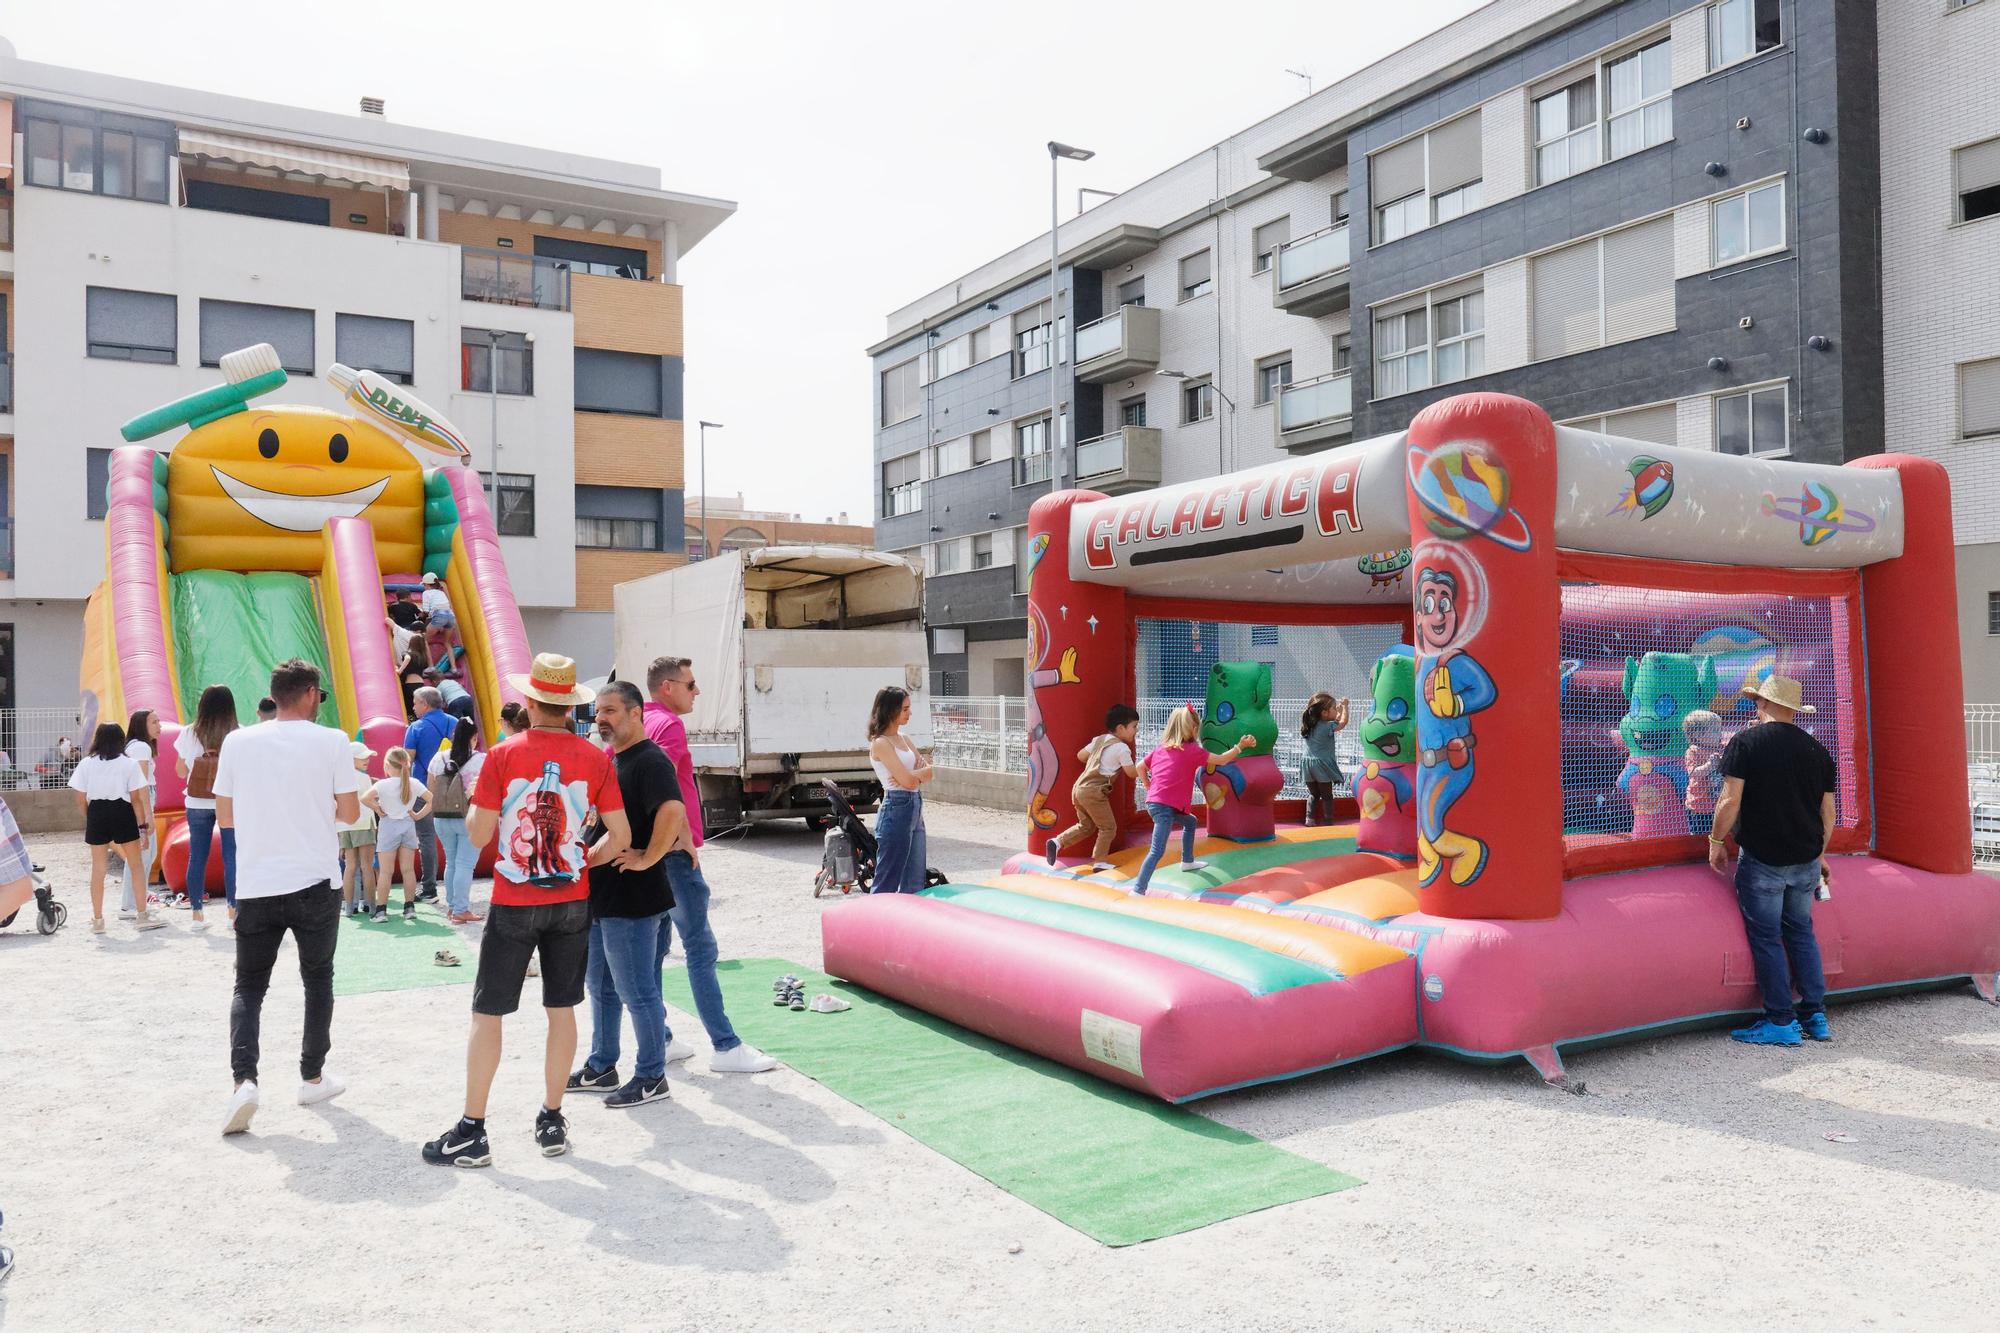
822, 393, 2000, 1102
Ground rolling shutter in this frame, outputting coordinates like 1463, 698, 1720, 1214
1371, 136, 1426, 204
1600, 215, 1675, 342
1963, 358, 2000, 439
1532, 240, 1600, 359
1427, 112, 1484, 191
1603, 402, 1678, 446
1958, 137, 2000, 197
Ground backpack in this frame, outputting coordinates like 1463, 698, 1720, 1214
186, 746, 221, 801
431, 759, 471, 818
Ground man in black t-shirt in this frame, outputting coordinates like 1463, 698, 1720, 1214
568, 681, 686, 1108
1708, 674, 1836, 1048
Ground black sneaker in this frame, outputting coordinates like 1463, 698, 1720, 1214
416, 890, 438, 903
421, 1118, 492, 1168
605, 1074, 670, 1109
565, 1064, 619, 1094
403, 902, 417, 921
534, 1106, 570, 1157
370, 907, 388, 924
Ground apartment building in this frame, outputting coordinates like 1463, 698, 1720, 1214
0, 38, 731, 715
1878, 0, 2000, 699
870, 0, 1883, 694
682, 493, 872, 563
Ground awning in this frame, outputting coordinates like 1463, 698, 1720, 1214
178, 128, 410, 191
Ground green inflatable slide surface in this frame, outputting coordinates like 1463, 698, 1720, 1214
171, 570, 343, 728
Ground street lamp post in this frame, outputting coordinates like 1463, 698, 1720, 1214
1048, 141, 1093, 491
697, 421, 723, 561
485, 330, 503, 514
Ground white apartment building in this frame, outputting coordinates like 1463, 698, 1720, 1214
0, 38, 731, 719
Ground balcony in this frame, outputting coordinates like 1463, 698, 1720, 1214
1272, 223, 1351, 317
1275, 372, 1353, 451
1072, 304, 1162, 384
1074, 426, 1162, 495
461, 246, 572, 311
0, 353, 11, 415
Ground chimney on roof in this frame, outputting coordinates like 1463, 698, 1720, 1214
360, 96, 386, 117
838, 511, 849, 525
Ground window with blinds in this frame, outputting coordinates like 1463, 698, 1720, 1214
881, 452, 922, 517
86, 287, 177, 363
1180, 250, 1213, 300
334, 313, 415, 385
1370, 110, 1483, 243
1962, 358, 2000, 441
1531, 215, 1674, 360
1957, 136, 2000, 224
1253, 217, 1290, 274
200, 299, 314, 373
880, 357, 921, 426
1566, 402, 1678, 446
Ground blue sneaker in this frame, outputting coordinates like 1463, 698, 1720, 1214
1801, 1012, 1832, 1042
1730, 1019, 1803, 1046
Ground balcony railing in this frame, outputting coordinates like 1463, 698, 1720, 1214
1074, 309, 1125, 364
0, 353, 11, 413
460, 246, 571, 311
0, 517, 12, 577
1075, 430, 1127, 480
1276, 222, 1350, 289
0, 197, 11, 248
1278, 371, 1352, 432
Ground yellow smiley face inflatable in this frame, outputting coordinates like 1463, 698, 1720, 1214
167, 405, 426, 574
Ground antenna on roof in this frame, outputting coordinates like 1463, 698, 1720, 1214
1285, 68, 1313, 97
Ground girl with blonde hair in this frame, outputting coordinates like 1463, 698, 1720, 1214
361, 746, 433, 923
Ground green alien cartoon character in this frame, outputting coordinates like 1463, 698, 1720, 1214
1354, 645, 1418, 859
1617, 651, 1718, 840
1198, 661, 1282, 841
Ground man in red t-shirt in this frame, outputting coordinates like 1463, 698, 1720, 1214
423, 654, 630, 1168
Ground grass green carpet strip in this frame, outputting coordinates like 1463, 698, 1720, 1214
668, 958, 1361, 1246
332, 907, 474, 997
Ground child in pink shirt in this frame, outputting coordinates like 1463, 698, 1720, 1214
1133, 706, 1254, 895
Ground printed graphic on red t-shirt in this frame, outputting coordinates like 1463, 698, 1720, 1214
473, 729, 622, 906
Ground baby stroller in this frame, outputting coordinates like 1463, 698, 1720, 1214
813, 779, 946, 897
0, 864, 67, 936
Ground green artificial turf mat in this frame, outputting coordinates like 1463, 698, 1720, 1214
332, 905, 474, 996
668, 958, 1361, 1246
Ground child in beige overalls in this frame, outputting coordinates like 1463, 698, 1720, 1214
1045, 705, 1142, 870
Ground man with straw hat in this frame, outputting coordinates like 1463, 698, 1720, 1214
1707, 673, 1837, 1048
423, 653, 630, 1167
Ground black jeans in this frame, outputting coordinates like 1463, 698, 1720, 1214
230, 881, 339, 1085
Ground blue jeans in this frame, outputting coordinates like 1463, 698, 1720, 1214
664, 850, 741, 1052
871, 789, 928, 894
435, 816, 476, 915
1134, 802, 1199, 893
1735, 851, 1828, 1025
586, 912, 670, 1079
183, 807, 236, 911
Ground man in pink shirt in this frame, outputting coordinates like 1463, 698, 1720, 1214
636, 655, 775, 1074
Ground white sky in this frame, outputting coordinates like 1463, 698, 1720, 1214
7, 0, 1486, 522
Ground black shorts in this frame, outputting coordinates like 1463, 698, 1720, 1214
84, 798, 141, 847
472, 899, 591, 1015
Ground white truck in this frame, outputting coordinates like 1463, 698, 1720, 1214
612, 546, 930, 830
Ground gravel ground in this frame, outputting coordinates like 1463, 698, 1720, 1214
1, 801, 1994, 1331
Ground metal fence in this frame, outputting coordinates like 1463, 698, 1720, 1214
0, 708, 94, 791
1968, 704, 2000, 866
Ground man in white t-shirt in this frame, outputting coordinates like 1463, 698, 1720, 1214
213, 659, 362, 1137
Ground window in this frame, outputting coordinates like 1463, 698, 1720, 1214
334, 314, 414, 385
532, 235, 647, 280
86, 287, 176, 363
575, 517, 659, 549
685, 525, 707, 562
1014, 528, 1033, 595
1955, 137, 2000, 224
186, 179, 332, 226
20, 102, 172, 203
934, 436, 971, 477
1255, 356, 1294, 406
1370, 110, 1482, 244
1565, 402, 1679, 446
493, 472, 536, 536
575, 348, 669, 417
719, 527, 768, 554
931, 330, 983, 380
1535, 77, 1600, 185
1605, 39, 1672, 160
1990, 591, 2000, 637
1013, 301, 1062, 377
199, 299, 314, 373
1119, 395, 1148, 429
1531, 215, 1675, 359
1375, 284, 1483, 397
1253, 218, 1290, 274
1180, 250, 1212, 300
1708, 0, 1780, 70
1331, 190, 1350, 224
1714, 384, 1787, 457
970, 429, 993, 465
1182, 379, 1215, 423
1962, 358, 2000, 440
1015, 414, 1056, 485
971, 533, 995, 570
880, 357, 921, 426
1333, 333, 1353, 371
1117, 277, 1145, 308
882, 452, 922, 517
1712, 180, 1786, 265
932, 538, 964, 575
461, 329, 533, 395
86, 447, 112, 520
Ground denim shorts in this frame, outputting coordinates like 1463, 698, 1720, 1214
473, 899, 591, 1015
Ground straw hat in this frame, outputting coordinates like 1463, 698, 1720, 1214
509, 652, 597, 706
1740, 674, 1815, 715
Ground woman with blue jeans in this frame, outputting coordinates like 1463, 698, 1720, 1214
867, 687, 931, 893
427, 716, 485, 923
174, 686, 238, 931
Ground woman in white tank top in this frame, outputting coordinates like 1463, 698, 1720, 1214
867, 686, 932, 893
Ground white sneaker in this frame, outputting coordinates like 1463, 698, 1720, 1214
710, 1043, 778, 1074
117, 907, 138, 921
1180, 859, 1210, 872
133, 914, 168, 932
189, 918, 209, 933
665, 1037, 697, 1064
297, 1072, 346, 1106
223, 1082, 259, 1135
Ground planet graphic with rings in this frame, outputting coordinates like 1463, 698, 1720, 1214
1760, 480, 1876, 547
1407, 442, 1533, 551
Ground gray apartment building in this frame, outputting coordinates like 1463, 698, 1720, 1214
870, 0, 1884, 695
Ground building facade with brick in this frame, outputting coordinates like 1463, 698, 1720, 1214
681, 493, 872, 563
